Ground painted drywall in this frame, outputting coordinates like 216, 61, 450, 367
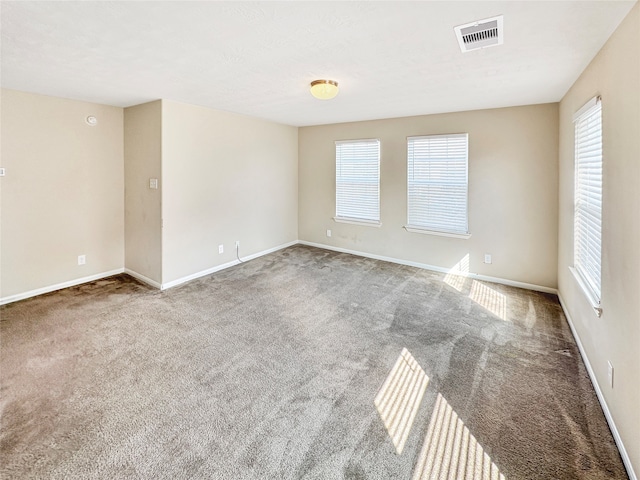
161, 100, 298, 284
0, 89, 124, 298
124, 101, 162, 285
299, 104, 559, 289
558, 3, 639, 475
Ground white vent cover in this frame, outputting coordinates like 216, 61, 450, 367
454, 15, 503, 53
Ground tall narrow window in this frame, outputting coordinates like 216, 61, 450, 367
335, 139, 380, 224
573, 96, 602, 308
406, 134, 469, 236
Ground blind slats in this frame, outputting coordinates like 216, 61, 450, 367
336, 139, 380, 222
407, 134, 469, 234
574, 98, 602, 302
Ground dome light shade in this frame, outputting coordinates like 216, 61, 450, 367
310, 80, 339, 100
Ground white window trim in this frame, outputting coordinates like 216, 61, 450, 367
572, 96, 600, 122
406, 133, 470, 236
333, 216, 382, 227
403, 225, 471, 239
569, 267, 602, 317
572, 95, 603, 318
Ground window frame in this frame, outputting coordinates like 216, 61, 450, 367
405, 133, 470, 239
334, 138, 381, 227
570, 95, 603, 316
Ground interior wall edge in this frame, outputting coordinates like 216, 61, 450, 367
557, 293, 638, 480
124, 268, 162, 290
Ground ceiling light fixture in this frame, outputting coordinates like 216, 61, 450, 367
310, 80, 339, 100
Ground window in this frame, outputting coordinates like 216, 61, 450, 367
572, 96, 602, 310
335, 139, 380, 225
406, 134, 469, 237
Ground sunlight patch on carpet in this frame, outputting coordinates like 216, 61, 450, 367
469, 281, 507, 321
375, 348, 429, 454
413, 393, 506, 480
444, 254, 470, 292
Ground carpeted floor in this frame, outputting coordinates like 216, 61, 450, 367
0, 245, 627, 479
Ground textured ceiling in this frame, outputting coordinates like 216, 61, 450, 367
1, 1, 636, 126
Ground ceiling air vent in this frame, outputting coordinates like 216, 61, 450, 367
454, 15, 503, 53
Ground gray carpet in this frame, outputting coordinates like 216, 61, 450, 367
0, 245, 627, 479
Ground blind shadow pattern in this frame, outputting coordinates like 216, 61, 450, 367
413, 393, 506, 480
375, 348, 429, 454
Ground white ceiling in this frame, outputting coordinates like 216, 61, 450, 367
1, 1, 636, 127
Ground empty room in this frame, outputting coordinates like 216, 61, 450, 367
1, 1, 638, 479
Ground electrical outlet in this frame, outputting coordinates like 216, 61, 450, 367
326, 229, 332, 237
78, 255, 86, 265
607, 361, 614, 388
218, 245, 224, 254
235, 241, 240, 248
484, 254, 492, 264
149, 178, 158, 189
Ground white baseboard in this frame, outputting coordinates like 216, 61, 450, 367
557, 294, 637, 480
160, 240, 299, 290
124, 268, 162, 289
0, 268, 125, 306
0, 240, 553, 304
160, 260, 239, 290
0, 241, 299, 303
298, 240, 557, 294
239, 239, 299, 263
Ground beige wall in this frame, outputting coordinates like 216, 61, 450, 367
0, 89, 124, 299
161, 100, 298, 284
558, 3, 639, 475
124, 101, 162, 284
299, 104, 559, 289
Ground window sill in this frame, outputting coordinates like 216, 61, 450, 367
404, 226, 471, 239
333, 217, 382, 228
569, 266, 602, 317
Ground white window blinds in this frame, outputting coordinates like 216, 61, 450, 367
407, 134, 469, 235
335, 139, 380, 223
573, 96, 602, 304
